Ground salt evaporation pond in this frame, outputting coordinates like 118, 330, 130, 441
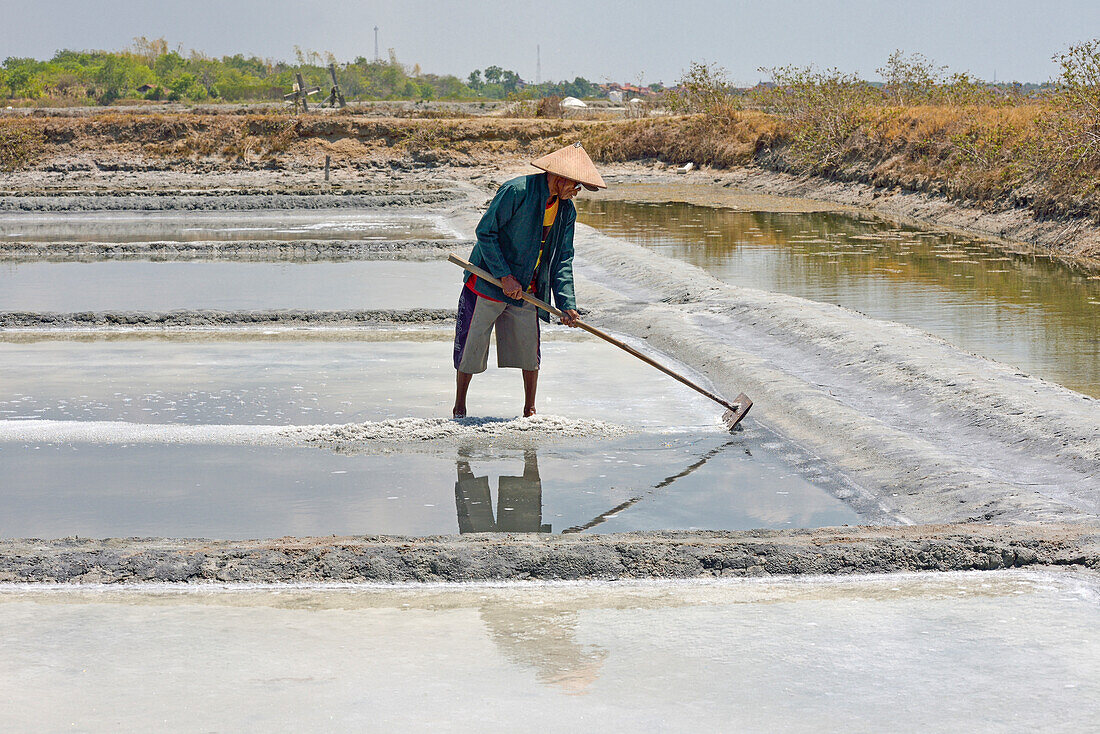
578, 200, 1100, 398
0, 336, 721, 427
1, 570, 1096, 731
0, 208, 458, 242
0, 334, 863, 536
0, 436, 858, 537
0, 260, 461, 311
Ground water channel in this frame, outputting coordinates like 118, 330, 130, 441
577, 200, 1100, 398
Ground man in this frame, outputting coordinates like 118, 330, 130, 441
452, 142, 606, 418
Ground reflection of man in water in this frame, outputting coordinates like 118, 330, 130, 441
479, 601, 607, 695
455, 449, 550, 533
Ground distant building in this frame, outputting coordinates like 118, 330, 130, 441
599, 82, 658, 101
136, 84, 159, 94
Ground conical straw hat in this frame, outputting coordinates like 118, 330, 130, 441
531, 142, 606, 191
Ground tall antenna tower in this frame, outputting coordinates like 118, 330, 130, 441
536, 44, 541, 85
374, 26, 380, 62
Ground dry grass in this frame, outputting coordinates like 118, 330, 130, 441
7, 106, 1098, 223
0, 119, 46, 170
583, 112, 787, 168
586, 105, 1099, 222
12, 112, 600, 168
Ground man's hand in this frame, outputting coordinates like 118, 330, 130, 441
500, 274, 523, 299
560, 309, 580, 327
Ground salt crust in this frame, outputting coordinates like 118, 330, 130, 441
290, 415, 632, 444
0, 415, 632, 446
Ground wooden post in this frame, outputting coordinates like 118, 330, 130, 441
324, 155, 331, 181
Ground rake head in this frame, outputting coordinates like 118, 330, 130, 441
721, 393, 753, 432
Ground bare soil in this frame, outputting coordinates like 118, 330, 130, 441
2, 524, 1096, 584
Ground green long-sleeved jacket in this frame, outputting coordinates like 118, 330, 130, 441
464, 172, 576, 321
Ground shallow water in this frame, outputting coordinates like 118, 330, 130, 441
578, 201, 1100, 397
0, 337, 720, 427
1, 570, 1096, 731
0, 209, 457, 242
0, 332, 864, 536
0, 435, 858, 537
0, 260, 462, 311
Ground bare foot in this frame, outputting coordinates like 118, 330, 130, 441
523, 406, 536, 418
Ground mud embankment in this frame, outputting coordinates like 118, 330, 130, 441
0, 191, 458, 211
2, 525, 1096, 584
0, 113, 597, 173
0, 239, 469, 262
0, 308, 454, 329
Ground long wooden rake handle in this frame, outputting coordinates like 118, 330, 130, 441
448, 254, 747, 416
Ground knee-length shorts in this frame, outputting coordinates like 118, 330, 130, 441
453, 287, 540, 373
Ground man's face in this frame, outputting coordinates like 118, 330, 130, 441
548, 173, 583, 201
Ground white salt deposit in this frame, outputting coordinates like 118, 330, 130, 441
0, 419, 289, 446
289, 415, 633, 444
0, 415, 633, 447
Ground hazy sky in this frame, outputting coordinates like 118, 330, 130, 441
3, 0, 1097, 85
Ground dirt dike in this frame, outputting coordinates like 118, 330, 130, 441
1, 524, 1096, 584
0, 239, 469, 262
0, 190, 458, 211
0, 308, 455, 329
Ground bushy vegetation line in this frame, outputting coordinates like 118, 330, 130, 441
0, 38, 609, 106
586, 42, 1100, 224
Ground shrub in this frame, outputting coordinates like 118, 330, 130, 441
667, 61, 741, 118
0, 120, 45, 170
753, 65, 879, 168
1040, 39, 1100, 204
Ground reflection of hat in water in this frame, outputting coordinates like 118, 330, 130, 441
531, 142, 606, 191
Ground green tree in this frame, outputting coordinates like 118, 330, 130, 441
500, 69, 521, 94
94, 55, 127, 104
